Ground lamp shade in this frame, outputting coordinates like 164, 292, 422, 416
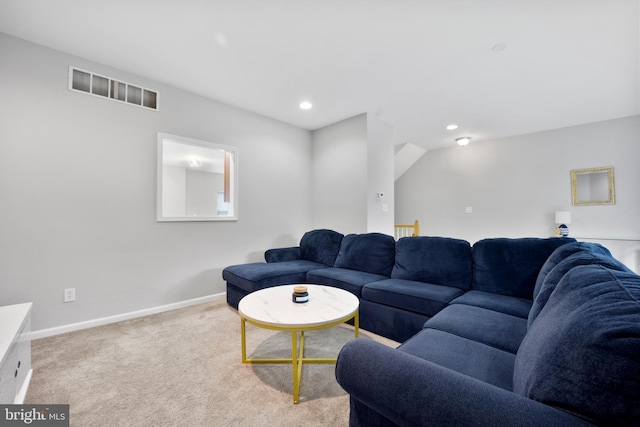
555, 211, 572, 225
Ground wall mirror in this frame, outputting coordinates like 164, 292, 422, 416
157, 133, 238, 221
571, 166, 615, 206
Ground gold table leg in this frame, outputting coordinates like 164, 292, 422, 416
291, 330, 300, 403
354, 311, 360, 338
240, 310, 359, 404
241, 317, 247, 362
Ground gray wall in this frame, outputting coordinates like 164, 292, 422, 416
311, 114, 368, 233
2, 31, 638, 332
311, 113, 395, 235
0, 34, 313, 331
395, 115, 640, 269
366, 115, 395, 235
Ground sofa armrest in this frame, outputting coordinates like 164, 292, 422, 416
264, 247, 301, 263
335, 339, 592, 427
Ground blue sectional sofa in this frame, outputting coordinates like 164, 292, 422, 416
224, 229, 640, 425
223, 229, 573, 342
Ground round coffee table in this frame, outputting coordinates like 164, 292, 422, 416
238, 284, 359, 404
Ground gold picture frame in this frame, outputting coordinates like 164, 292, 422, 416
571, 166, 615, 206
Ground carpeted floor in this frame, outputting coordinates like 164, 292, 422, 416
26, 300, 398, 426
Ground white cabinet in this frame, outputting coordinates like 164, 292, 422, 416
0, 303, 32, 404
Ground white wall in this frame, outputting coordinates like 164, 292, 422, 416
0, 33, 313, 331
311, 114, 368, 233
366, 115, 395, 235
395, 115, 640, 270
311, 113, 395, 235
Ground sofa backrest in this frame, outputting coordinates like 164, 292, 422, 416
391, 236, 472, 289
528, 242, 630, 328
334, 232, 396, 276
532, 241, 612, 299
513, 265, 640, 425
471, 237, 576, 299
299, 229, 344, 266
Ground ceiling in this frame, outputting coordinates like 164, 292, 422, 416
1, 0, 638, 151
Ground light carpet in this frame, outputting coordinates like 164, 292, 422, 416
26, 300, 398, 426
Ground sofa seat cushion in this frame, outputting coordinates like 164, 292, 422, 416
222, 260, 327, 292
306, 267, 388, 297
472, 237, 575, 298
514, 265, 640, 425
449, 290, 532, 318
398, 328, 516, 391
424, 304, 527, 354
334, 233, 396, 276
361, 279, 464, 317
391, 236, 472, 290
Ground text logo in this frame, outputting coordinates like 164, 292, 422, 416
1, 405, 69, 426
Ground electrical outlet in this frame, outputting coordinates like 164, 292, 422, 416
64, 288, 75, 303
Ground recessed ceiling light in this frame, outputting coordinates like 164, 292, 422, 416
446, 124, 458, 130
214, 32, 228, 47
299, 101, 313, 110
456, 137, 471, 146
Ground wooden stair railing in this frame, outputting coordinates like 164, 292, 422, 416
394, 220, 419, 240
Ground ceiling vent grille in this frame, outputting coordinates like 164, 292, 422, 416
68, 66, 158, 111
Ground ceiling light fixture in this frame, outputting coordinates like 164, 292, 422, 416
214, 32, 228, 47
299, 101, 313, 110
456, 137, 471, 146
189, 157, 203, 168
446, 124, 459, 130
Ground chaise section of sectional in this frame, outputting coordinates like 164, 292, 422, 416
224, 260, 328, 309
222, 229, 343, 308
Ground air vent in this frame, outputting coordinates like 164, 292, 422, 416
68, 66, 158, 111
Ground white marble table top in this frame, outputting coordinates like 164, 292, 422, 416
238, 284, 359, 328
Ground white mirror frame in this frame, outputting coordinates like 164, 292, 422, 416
157, 132, 239, 222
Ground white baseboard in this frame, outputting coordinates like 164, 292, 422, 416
30, 293, 226, 340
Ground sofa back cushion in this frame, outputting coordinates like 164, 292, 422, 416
334, 233, 396, 276
513, 265, 640, 425
528, 247, 630, 328
533, 241, 611, 299
299, 229, 344, 266
391, 236, 472, 289
472, 237, 575, 299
